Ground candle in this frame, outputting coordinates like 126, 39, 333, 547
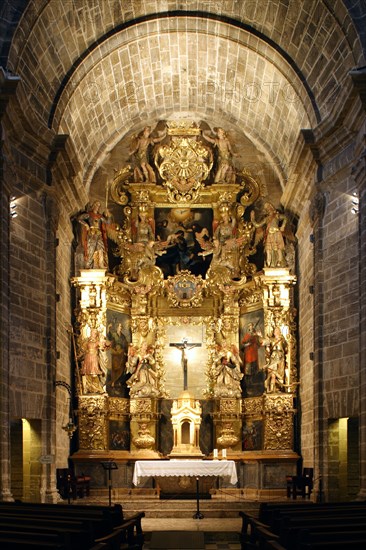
213, 448, 218, 459
222, 449, 227, 459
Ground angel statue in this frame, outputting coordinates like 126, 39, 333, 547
122, 205, 167, 280
198, 205, 246, 279
251, 202, 293, 268
202, 127, 236, 183
129, 125, 167, 183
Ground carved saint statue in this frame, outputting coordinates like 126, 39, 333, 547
213, 343, 243, 398
262, 326, 288, 393
77, 201, 112, 269
126, 342, 160, 398
80, 328, 107, 394
251, 202, 289, 268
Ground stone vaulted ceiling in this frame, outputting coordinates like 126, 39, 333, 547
3, 0, 365, 212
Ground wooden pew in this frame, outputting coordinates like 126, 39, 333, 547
0, 517, 93, 549
279, 517, 366, 548
240, 501, 366, 550
0, 529, 67, 548
94, 519, 144, 550
0, 501, 145, 549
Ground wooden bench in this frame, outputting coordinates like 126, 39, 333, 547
94, 519, 144, 550
0, 517, 93, 549
240, 501, 366, 550
279, 517, 366, 548
0, 502, 145, 549
0, 529, 67, 548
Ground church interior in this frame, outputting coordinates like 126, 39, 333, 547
0, 0, 365, 535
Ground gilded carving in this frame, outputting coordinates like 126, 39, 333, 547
69, 119, 299, 460
106, 279, 131, 308
78, 395, 108, 450
238, 170, 261, 206
130, 398, 154, 415
264, 412, 293, 450
216, 422, 239, 448
110, 166, 133, 204
242, 397, 263, 417
263, 394, 294, 449
263, 394, 294, 414
155, 122, 212, 202
219, 399, 240, 415
132, 422, 155, 450
109, 397, 130, 417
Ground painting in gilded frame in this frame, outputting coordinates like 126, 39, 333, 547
105, 311, 131, 398
154, 207, 213, 278
239, 309, 266, 397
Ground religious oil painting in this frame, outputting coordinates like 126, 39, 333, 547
105, 311, 131, 397
109, 420, 130, 451
154, 207, 213, 278
239, 309, 266, 397
243, 420, 263, 451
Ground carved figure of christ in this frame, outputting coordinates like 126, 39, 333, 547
169, 338, 202, 390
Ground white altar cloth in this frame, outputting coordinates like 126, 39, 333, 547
132, 459, 238, 486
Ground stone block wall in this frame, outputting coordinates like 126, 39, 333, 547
9, 187, 49, 420
321, 175, 359, 420
297, 203, 315, 468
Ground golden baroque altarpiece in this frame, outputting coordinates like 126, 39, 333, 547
70, 121, 298, 464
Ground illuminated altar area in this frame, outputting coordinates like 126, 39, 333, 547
69, 120, 299, 496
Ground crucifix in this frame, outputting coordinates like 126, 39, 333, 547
169, 337, 202, 390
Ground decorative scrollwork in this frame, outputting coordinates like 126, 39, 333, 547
238, 170, 262, 206
110, 166, 133, 204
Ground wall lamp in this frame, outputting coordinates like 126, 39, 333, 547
351, 192, 359, 214
55, 380, 77, 439
10, 197, 18, 218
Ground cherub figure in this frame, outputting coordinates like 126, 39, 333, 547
130, 125, 166, 183
202, 127, 236, 183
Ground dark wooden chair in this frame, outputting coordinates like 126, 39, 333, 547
56, 468, 91, 500
286, 468, 314, 499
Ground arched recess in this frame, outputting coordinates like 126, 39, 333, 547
51, 20, 313, 206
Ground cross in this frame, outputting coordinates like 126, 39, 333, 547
169, 338, 202, 390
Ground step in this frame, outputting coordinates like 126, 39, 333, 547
83, 489, 260, 518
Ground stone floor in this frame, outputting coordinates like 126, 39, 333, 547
80, 488, 272, 549
141, 519, 242, 549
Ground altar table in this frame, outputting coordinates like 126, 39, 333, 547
132, 459, 238, 486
